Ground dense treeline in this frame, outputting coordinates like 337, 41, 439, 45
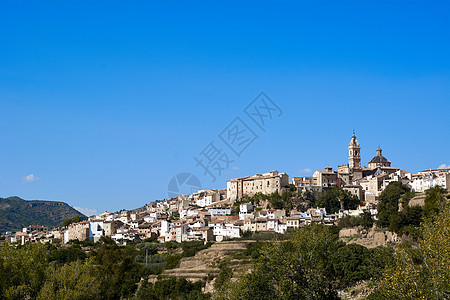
338, 211, 373, 229
236, 187, 359, 213
235, 189, 308, 211
214, 225, 394, 300
0, 238, 213, 299
135, 278, 209, 300
377, 183, 448, 235
315, 188, 360, 213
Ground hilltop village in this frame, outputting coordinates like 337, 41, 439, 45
7, 133, 450, 245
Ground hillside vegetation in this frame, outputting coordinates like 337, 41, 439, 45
0, 184, 448, 299
0, 196, 85, 232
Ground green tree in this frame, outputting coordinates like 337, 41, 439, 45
317, 188, 360, 214
305, 190, 316, 207
150, 278, 209, 300
181, 240, 212, 257
0, 243, 49, 299
90, 237, 142, 299
423, 186, 447, 219
361, 211, 374, 229
369, 202, 450, 299
214, 265, 233, 291
289, 184, 297, 192
216, 225, 342, 300
337, 211, 373, 229
48, 245, 87, 264
366, 246, 395, 281
267, 192, 283, 209
331, 244, 370, 287
165, 255, 182, 269
135, 280, 157, 299
61, 215, 81, 227
329, 243, 393, 289
37, 260, 102, 300
377, 182, 410, 229
218, 270, 277, 300
397, 205, 423, 236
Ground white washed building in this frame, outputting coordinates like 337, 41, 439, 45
213, 223, 240, 241
408, 171, 450, 192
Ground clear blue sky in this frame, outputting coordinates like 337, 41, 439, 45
1, 1, 449, 215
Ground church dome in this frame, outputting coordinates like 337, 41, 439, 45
369, 155, 389, 164
369, 147, 391, 167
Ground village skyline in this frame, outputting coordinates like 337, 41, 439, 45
1, 1, 449, 215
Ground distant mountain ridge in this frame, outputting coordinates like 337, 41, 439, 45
0, 196, 86, 233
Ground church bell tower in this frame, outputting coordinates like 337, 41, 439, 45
348, 131, 361, 169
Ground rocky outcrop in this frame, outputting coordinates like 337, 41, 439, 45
341, 227, 400, 248
409, 193, 426, 207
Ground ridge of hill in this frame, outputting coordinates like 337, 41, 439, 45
0, 196, 86, 233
